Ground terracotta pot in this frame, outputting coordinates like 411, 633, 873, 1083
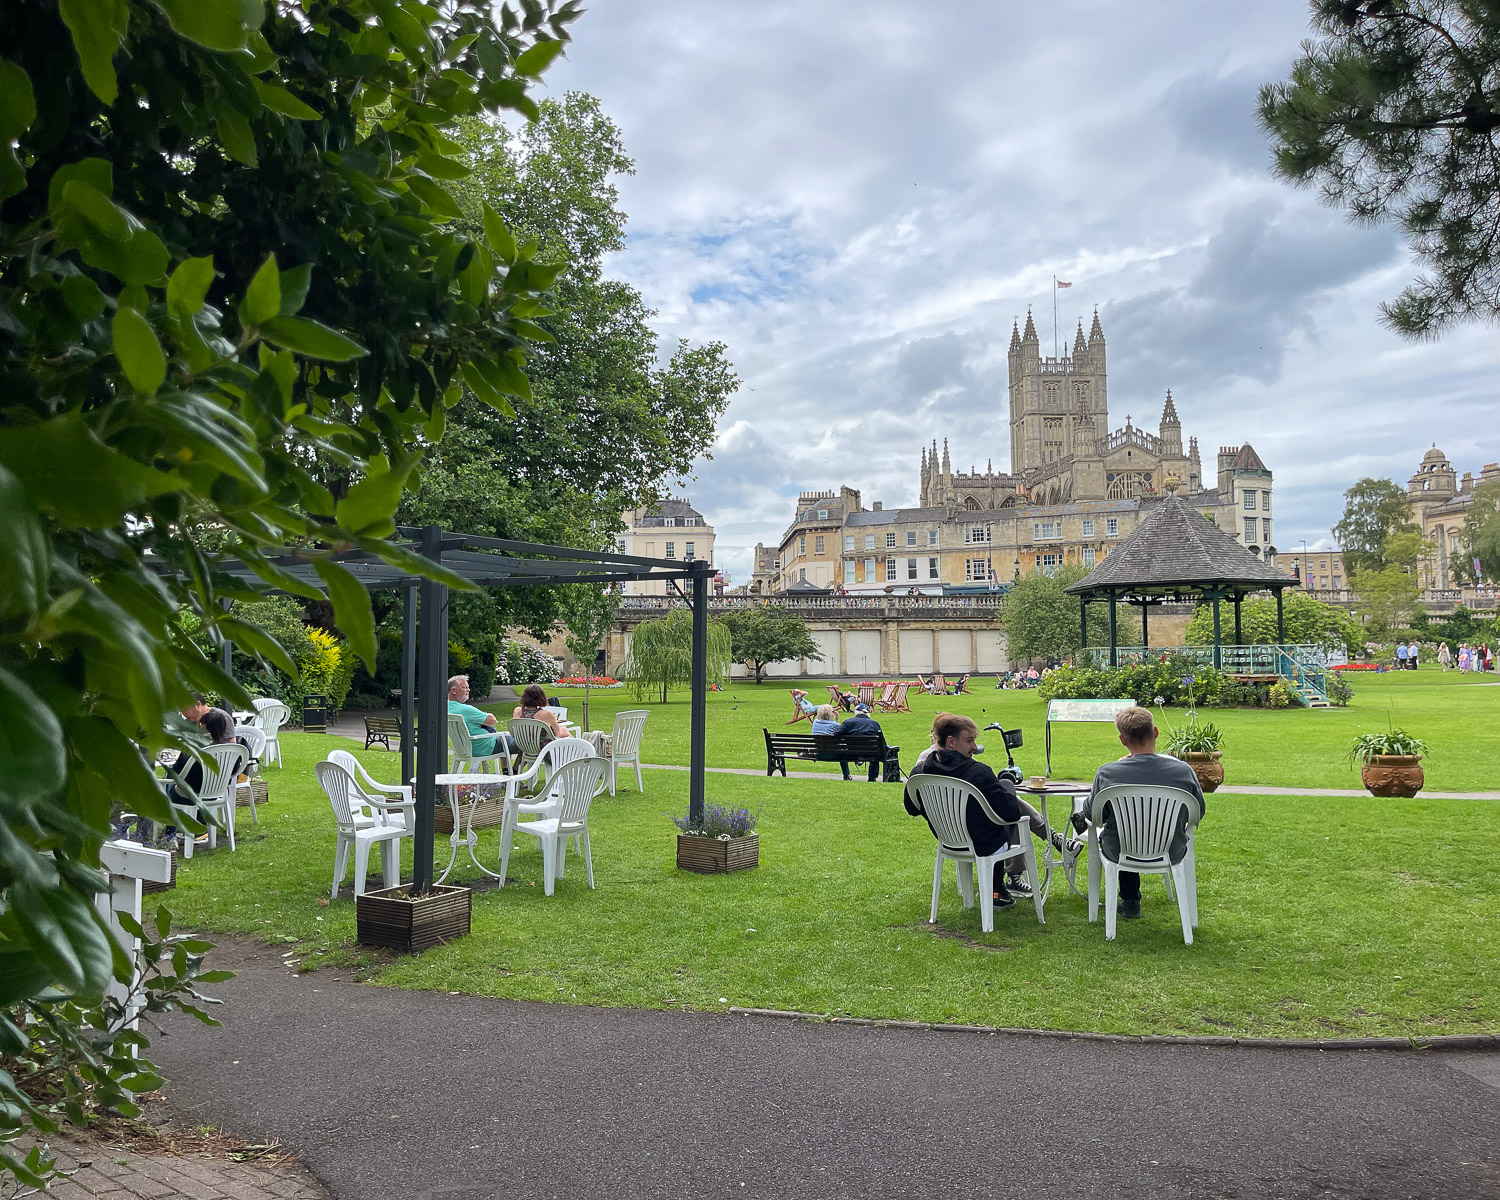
1176, 750, 1223, 793
1361, 755, 1424, 798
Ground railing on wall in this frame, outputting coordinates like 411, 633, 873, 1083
618, 594, 1008, 616
1083, 644, 1331, 705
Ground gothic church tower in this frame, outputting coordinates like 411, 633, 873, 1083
1007, 308, 1109, 478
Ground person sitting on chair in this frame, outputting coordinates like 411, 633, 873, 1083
791, 688, 817, 716
1080, 705, 1205, 920
164, 707, 238, 815
449, 674, 519, 760
836, 704, 886, 782
810, 704, 843, 736
907, 713, 1070, 905
513, 683, 573, 744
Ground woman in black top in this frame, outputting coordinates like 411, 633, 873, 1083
166, 707, 239, 812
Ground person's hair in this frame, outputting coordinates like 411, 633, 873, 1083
520, 683, 548, 708
1115, 705, 1156, 745
814, 704, 836, 721
447, 674, 468, 693
931, 712, 978, 747
199, 708, 233, 744
546, 695, 560, 706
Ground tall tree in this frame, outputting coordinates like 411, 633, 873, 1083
1352, 564, 1422, 637
0, 1, 577, 1185
1333, 478, 1416, 574
996, 566, 1110, 665
1458, 478, 1500, 583
1185, 591, 1365, 656
620, 610, 731, 703
1259, 1, 1500, 337
401, 94, 738, 636
721, 609, 823, 684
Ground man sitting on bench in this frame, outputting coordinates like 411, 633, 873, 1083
836, 703, 885, 782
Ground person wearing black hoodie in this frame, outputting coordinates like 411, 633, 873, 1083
906, 711, 1063, 907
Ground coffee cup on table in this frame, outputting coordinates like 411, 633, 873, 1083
1029, 775, 1048, 789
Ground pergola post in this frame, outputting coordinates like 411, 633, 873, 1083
1211, 592, 1222, 671
219, 597, 232, 676
1079, 596, 1088, 653
688, 562, 710, 827
1233, 593, 1243, 645
412, 525, 447, 894
1276, 589, 1286, 643
1108, 592, 1118, 667
401, 583, 417, 787
1141, 599, 1149, 649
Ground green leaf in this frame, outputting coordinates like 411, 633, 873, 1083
0, 414, 184, 527
314, 558, 376, 670
0, 62, 36, 199
405, 173, 463, 220
153, 0, 251, 49
252, 79, 320, 120
167, 256, 217, 317
210, 99, 258, 167
475, 352, 532, 400
112, 308, 167, 395
11, 883, 115, 997
459, 360, 514, 417
414, 154, 469, 180
260, 316, 367, 361
0, 464, 48, 618
219, 617, 298, 677
0, 666, 66, 806
61, 274, 107, 321
335, 457, 416, 538
60, 179, 130, 243
0, 952, 53, 1008
241, 253, 280, 327
514, 37, 565, 77
59, 0, 128, 104
277, 263, 313, 316
65, 716, 173, 822
482, 203, 518, 264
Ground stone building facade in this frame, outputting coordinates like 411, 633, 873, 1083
617, 498, 715, 596
769, 309, 1275, 593
1406, 447, 1500, 589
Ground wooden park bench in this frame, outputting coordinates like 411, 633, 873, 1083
364, 713, 405, 751
763, 728, 902, 782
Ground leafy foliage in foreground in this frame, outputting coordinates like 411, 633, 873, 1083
0, 0, 578, 1181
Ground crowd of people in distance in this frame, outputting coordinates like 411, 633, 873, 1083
1440, 642, 1495, 672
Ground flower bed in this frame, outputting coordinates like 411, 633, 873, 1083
554, 675, 623, 688
1333, 663, 1388, 672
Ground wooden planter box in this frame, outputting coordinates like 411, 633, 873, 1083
433, 797, 507, 835
235, 778, 269, 807
141, 851, 177, 894
677, 833, 759, 875
356, 884, 471, 953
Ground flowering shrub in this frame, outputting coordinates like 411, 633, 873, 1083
501, 637, 560, 686
556, 675, 622, 687
671, 803, 759, 839
1039, 656, 1224, 706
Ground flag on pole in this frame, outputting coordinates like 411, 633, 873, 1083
1055, 280, 1073, 288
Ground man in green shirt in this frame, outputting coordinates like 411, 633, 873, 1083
448, 674, 501, 757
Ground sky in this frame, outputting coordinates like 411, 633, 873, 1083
545, 1, 1500, 584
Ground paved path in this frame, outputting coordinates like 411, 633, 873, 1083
150, 940, 1500, 1200
31, 1134, 327, 1200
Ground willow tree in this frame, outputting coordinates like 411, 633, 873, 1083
621, 610, 731, 703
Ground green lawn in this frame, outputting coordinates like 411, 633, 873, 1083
525, 667, 1500, 792
162, 675, 1500, 1037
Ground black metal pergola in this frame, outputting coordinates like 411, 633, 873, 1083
1064, 493, 1299, 669
216, 526, 715, 891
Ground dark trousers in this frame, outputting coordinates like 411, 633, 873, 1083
1118, 870, 1141, 900
841, 759, 880, 781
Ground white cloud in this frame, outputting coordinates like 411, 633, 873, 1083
546, 0, 1500, 584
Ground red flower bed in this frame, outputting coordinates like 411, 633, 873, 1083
1332, 663, 1387, 672
555, 675, 621, 686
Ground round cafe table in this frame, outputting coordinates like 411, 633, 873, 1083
432, 771, 518, 883
1015, 779, 1091, 902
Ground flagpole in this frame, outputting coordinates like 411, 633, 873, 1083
1052, 275, 1058, 359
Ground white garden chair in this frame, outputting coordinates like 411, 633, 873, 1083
232, 724, 267, 825
327, 749, 412, 827
448, 713, 512, 775
499, 756, 610, 895
167, 742, 248, 858
315, 759, 415, 899
1085, 784, 1202, 944
506, 717, 552, 772
606, 709, 649, 796
250, 698, 290, 768
904, 774, 1045, 931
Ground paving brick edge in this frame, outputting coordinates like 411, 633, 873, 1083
725, 1007, 1500, 1051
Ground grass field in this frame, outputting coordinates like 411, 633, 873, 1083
517, 666, 1500, 792
160, 665, 1500, 1038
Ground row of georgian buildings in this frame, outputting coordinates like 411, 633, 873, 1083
749, 310, 1276, 594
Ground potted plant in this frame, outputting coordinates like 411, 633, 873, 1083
356, 883, 472, 953
1347, 729, 1428, 798
1160, 709, 1225, 792
673, 803, 759, 874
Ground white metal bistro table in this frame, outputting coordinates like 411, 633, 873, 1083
432, 771, 521, 883
1016, 779, 1091, 902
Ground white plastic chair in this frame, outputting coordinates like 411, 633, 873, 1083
315, 759, 415, 898
232, 724, 267, 825
168, 743, 248, 857
507, 717, 552, 772
500, 756, 610, 895
1085, 784, 1202, 944
904, 774, 1044, 931
606, 710, 649, 796
327, 749, 412, 827
251, 698, 290, 768
448, 713, 512, 775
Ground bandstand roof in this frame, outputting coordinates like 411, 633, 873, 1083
1065, 492, 1297, 600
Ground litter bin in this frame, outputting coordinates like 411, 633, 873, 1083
303, 693, 328, 734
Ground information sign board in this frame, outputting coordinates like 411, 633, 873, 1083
1045, 698, 1136, 773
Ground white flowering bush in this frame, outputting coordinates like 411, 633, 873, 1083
502, 637, 560, 686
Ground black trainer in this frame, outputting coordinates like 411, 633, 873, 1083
1005, 874, 1033, 898
1118, 895, 1142, 919
992, 881, 1016, 909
